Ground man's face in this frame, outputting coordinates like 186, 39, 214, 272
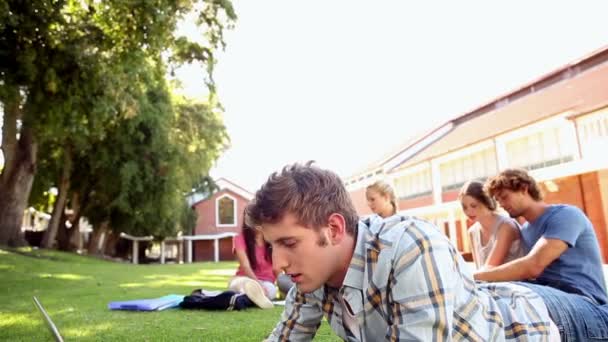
261, 213, 338, 293
494, 189, 528, 218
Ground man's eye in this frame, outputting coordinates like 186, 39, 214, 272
283, 241, 297, 248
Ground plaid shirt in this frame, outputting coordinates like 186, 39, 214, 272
267, 215, 553, 341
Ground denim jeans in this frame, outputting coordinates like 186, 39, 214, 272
518, 282, 608, 341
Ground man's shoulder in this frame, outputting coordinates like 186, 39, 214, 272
545, 204, 587, 222
361, 215, 447, 250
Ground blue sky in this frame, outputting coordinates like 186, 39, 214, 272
176, 1, 608, 192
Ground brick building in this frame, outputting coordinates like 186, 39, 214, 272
188, 178, 253, 262
346, 46, 608, 262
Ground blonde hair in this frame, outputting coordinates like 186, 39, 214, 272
366, 180, 397, 215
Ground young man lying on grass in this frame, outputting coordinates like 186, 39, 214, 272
247, 162, 559, 341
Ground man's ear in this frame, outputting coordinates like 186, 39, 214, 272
326, 213, 347, 244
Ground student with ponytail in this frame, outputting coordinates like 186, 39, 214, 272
365, 180, 398, 219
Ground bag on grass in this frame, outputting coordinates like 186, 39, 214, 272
179, 289, 254, 311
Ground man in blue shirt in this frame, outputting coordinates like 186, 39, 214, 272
248, 162, 557, 341
476, 168, 608, 340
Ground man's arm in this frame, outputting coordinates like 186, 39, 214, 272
474, 237, 568, 282
265, 287, 324, 342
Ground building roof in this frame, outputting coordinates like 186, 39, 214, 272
345, 120, 459, 184
215, 178, 254, 200
190, 178, 254, 207
390, 45, 608, 172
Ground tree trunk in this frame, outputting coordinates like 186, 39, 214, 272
56, 210, 72, 251
104, 231, 120, 257
42, 148, 72, 248
0, 127, 38, 247
87, 221, 108, 255
64, 189, 90, 251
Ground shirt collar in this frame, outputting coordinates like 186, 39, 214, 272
340, 220, 374, 290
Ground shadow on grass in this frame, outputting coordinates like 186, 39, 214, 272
121, 274, 230, 289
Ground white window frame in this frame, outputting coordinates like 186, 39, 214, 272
496, 115, 578, 171
576, 107, 608, 158
215, 194, 237, 228
390, 162, 433, 199
435, 140, 497, 191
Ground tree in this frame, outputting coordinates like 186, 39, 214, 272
0, 0, 236, 246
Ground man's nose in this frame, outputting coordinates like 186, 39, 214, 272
272, 248, 288, 274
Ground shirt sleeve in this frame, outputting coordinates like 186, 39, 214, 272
233, 233, 246, 252
386, 222, 457, 340
543, 206, 587, 247
266, 287, 324, 342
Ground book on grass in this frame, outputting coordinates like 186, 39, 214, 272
108, 294, 184, 311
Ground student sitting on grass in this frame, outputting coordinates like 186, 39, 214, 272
459, 180, 524, 270
227, 217, 294, 308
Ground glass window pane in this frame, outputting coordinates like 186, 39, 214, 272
218, 197, 235, 225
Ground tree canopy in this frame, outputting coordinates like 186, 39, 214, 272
0, 0, 236, 246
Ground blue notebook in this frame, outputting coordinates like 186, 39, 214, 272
108, 294, 184, 311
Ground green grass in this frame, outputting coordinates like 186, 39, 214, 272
0, 248, 341, 341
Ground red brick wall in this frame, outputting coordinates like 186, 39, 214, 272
191, 189, 250, 262
542, 175, 585, 210
580, 172, 608, 263
599, 170, 608, 262
442, 190, 460, 203
398, 195, 434, 210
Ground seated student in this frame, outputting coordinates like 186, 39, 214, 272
228, 219, 294, 309
247, 162, 559, 341
459, 180, 524, 269
365, 180, 398, 219
475, 169, 608, 341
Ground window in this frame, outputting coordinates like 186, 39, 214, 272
578, 108, 608, 143
439, 148, 497, 191
216, 194, 237, 227
506, 126, 574, 170
575, 108, 608, 158
394, 166, 432, 199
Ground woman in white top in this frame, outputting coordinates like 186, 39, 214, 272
366, 180, 397, 219
459, 180, 524, 269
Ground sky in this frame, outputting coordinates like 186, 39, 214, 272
174, 1, 608, 193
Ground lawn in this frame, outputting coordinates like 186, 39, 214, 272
0, 248, 340, 341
